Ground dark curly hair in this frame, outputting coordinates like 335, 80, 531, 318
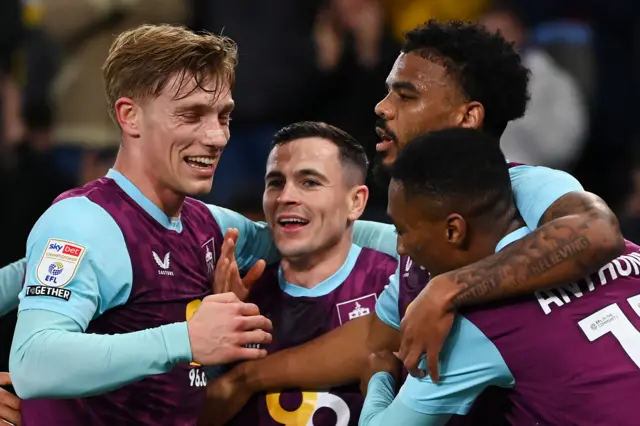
402, 20, 530, 138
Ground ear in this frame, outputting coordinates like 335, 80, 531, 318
445, 213, 467, 247
114, 97, 141, 138
458, 101, 485, 131
347, 184, 369, 222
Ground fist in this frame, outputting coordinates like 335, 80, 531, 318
187, 293, 273, 366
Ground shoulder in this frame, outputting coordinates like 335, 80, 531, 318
357, 247, 399, 276
508, 165, 582, 190
28, 196, 128, 273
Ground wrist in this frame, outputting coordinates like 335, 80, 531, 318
428, 272, 460, 311
231, 360, 259, 392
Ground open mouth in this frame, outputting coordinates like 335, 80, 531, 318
185, 156, 215, 170
375, 127, 396, 152
277, 217, 310, 231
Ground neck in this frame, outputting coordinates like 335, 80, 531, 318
112, 148, 185, 218
280, 232, 354, 289
471, 204, 524, 260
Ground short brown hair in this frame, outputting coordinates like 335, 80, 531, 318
103, 24, 237, 123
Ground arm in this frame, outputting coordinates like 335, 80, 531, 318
10, 310, 189, 399
353, 221, 399, 259
234, 267, 403, 391
236, 312, 398, 392
440, 167, 624, 307
9, 197, 193, 398
360, 373, 449, 426
207, 205, 280, 270
0, 258, 25, 317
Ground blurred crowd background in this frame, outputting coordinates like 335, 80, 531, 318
1, 0, 640, 371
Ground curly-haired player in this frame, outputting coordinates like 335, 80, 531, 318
201, 20, 622, 426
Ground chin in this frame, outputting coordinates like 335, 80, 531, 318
277, 242, 313, 259
183, 180, 214, 197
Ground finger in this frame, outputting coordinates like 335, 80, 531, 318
228, 262, 246, 299
236, 329, 273, 346
220, 234, 235, 262
236, 302, 261, 316
0, 390, 19, 412
221, 258, 232, 293
0, 404, 20, 426
242, 259, 266, 288
228, 228, 239, 244
205, 292, 240, 304
405, 349, 426, 379
0, 373, 10, 387
227, 346, 269, 361
427, 350, 441, 383
212, 258, 230, 293
239, 314, 273, 332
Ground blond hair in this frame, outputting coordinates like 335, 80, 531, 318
103, 24, 237, 122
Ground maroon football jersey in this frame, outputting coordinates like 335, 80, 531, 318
463, 239, 640, 425
228, 246, 397, 426
21, 178, 222, 425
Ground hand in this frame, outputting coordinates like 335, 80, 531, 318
398, 273, 456, 382
187, 292, 273, 366
0, 373, 20, 426
360, 351, 401, 396
213, 228, 266, 301
198, 367, 253, 426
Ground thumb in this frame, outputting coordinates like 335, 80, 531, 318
242, 259, 266, 288
0, 372, 11, 386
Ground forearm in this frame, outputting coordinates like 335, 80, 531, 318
10, 310, 192, 399
238, 315, 382, 392
447, 193, 624, 307
0, 259, 25, 316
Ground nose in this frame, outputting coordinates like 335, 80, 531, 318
202, 126, 229, 148
277, 182, 300, 206
375, 94, 394, 121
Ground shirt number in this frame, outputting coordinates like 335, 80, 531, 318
578, 294, 640, 368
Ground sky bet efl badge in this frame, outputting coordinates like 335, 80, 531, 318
36, 238, 86, 288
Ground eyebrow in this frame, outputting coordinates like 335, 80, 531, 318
175, 100, 235, 113
386, 81, 420, 94
265, 168, 328, 181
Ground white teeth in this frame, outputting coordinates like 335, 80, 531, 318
279, 218, 308, 225
186, 156, 214, 165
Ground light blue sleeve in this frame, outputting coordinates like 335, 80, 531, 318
18, 197, 133, 329
374, 264, 401, 330
397, 316, 514, 415
206, 205, 279, 271
10, 309, 191, 399
353, 221, 399, 259
359, 372, 451, 426
509, 165, 583, 229
0, 258, 25, 316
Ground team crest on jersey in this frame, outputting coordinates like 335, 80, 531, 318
201, 237, 217, 276
336, 293, 377, 325
36, 238, 86, 288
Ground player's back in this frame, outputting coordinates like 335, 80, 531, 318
228, 245, 397, 426
463, 239, 640, 425
21, 177, 222, 425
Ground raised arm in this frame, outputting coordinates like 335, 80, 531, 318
399, 167, 624, 377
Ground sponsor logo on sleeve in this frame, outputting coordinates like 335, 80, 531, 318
36, 239, 87, 287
